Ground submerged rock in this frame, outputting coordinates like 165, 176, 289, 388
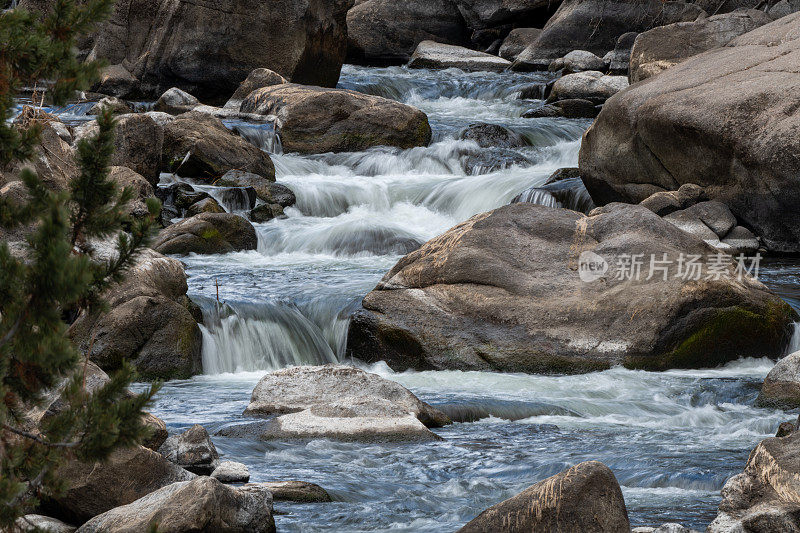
233, 365, 449, 441
158, 424, 220, 475
758, 351, 800, 409
708, 431, 800, 532
347, 203, 794, 374
408, 41, 512, 72
457, 461, 630, 532
579, 13, 800, 252
75, 477, 275, 533
153, 212, 258, 255
240, 84, 432, 154
69, 249, 203, 380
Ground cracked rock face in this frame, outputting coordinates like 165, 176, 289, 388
346, 202, 794, 374
580, 12, 800, 253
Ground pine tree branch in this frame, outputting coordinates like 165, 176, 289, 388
2, 424, 79, 448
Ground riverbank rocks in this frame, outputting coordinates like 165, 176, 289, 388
629, 9, 773, 83
158, 424, 220, 475
708, 431, 800, 532
46, 445, 195, 524
240, 84, 432, 154
548, 71, 628, 104
347, 0, 470, 64
758, 351, 800, 409
254, 481, 331, 503
550, 50, 606, 73
347, 203, 795, 374
230, 365, 449, 441
499, 28, 543, 60
408, 40, 512, 71
154, 87, 200, 115
79, 0, 352, 101
211, 461, 251, 483
153, 212, 258, 255
512, 0, 704, 70
458, 461, 630, 532
580, 12, 800, 252
162, 111, 275, 180
75, 477, 275, 533
69, 249, 203, 380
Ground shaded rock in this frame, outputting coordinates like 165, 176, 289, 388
216, 170, 294, 206
162, 111, 275, 180
459, 122, 529, 148
236, 365, 449, 441
186, 196, 225, 216
663, 201, 737, 240
545, 167, 581, 184
3, 122, 78, 191
75, 477, 275, 533
88, 96, 133, 115
708, 431, 800, 532
457, 461, 630, 532
241, 84, 432, 154
512, 177, 595, 214
347, 0, 470, 64
250, 203, 285, 223
758, 351, 800, 409
346, 203, 795, 374
499, 28, 543, 60
408, 40, 512, 72
93, 64, 139, 99
69, 249, 203, 380
720, 226, 760, 255
142, 412, 169, 450
629, 9, 773, 83
152, 212, 258, 255
777, 421, 797, 438
14, 515, 76, 533
548, 71, 628, 103
579, 13, 800, 252
768, 0, 800, 19
517, 81, 550, 100
525, 98, 599, 118
251, 481, 331, 503
550, 49, 606, 73
108, 166, 155, 219
512, 0, 705, 70
47, 445, 195, 524
211, 461, 251, 483
224, 68, 287, 110
84, 0, 352, 101
606, 31, 638, 74
522, 103, 562, 118
159, 424, 220, 475
154, 87, 200, 115
454, 0, 555, 30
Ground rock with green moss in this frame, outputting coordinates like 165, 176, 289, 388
347, 203, 795, 374
68, 249, 203, 380
240, 84, 432, 154
153, 212, 258, 255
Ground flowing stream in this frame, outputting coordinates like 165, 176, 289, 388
116, 65, 800, 531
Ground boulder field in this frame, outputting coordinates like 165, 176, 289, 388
579, 12, 800, 253
347, 203, 795, 374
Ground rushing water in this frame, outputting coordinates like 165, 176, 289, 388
113, 64, 799, 531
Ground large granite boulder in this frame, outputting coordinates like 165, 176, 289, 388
46, 446, 195, 524
68, 249, 202, 380
408, 40, 512, 71
347, 203, 795, 374
162, 111, 275, 180
512, 0, 705, 70
240, 84, 432, 154
346, 0, 470, 64
77, 0, 353, 101
758, 351, 800, 409
708, 431, 800, 532
629, 9, 773, 83
457, 461, 630, 532
158, 424, 220, 475
221, 365, 450, 441
153, 212, 258, 255
579, 13, 800, 253
75, 477, 275, 533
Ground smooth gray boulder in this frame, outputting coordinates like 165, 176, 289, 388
758, 351, 800, 409
346, 203, 795, 374
152, 212, 258, 255
629, 9, 773, 83
708, 431, 800, 532
457, 461, 630, 532
75, 477, 275, 533
211, 461, 251, 483
154, 87, 200, 115
548, 71, 628, 103
580, 13, 800, 253
14, 515, 76, 533
158, 424, 220, 475
240, 84, 432, 154
408, 40, 512, 72
550, 50, 606, 73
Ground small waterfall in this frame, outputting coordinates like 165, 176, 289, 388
789, 322, 800, 355
206, 186, 255, 214
196, 296, 349, 374
512, 177, 596, 214
229, 121, 283, 155
512, 188, 561, 208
